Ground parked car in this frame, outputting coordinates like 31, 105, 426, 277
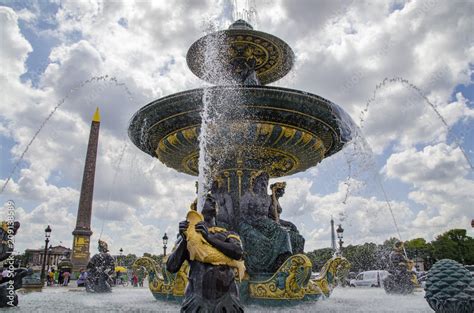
349, 270, 389, 288
417, 274, 428, 288
310, 272, 320, 279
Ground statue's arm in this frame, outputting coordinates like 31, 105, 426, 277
166, 237, 189, 273
205, 233, 243, 260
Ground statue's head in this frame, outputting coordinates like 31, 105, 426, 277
270, 182, 286, 198
98, 240, 109, 253
211, 175, 225, 192
201, 194, 217, 223
1, 221, 20, 235
190, 199, 198, 211
394, 241, 404, 251
250, 170, 269, 194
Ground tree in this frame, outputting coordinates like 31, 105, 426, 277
123, 253, 137, 267
404, 238, 433, 260
432, 229, 474, 264
305, 248, 334, 272
383, 237, 400, 248
337, 243, 380, 272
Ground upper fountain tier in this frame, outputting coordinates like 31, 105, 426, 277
128, 20, 355, 181
186, 20, 294, 85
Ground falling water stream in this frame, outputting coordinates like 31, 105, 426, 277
360, 77, 473, 170
196, 23, 222, 211
195, 22, 247, 211
99, 140, 128, 239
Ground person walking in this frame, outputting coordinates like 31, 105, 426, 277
54, 269, 59, 285
58, 270, 63, 286
116, 270, 121, 286
138, 272, 144, 287
63, 271, 70, 286
132, 273, 138, 287
48, 269, 55, 286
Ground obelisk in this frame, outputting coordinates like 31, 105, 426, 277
71, 108, 100, 271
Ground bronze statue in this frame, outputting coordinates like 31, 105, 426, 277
384, 241, 416, 294
269, 182, 305, 254
85, 240, 116, 293
211, 177, 235, 230
238, 171, 293, 274
166, 195, 244, 312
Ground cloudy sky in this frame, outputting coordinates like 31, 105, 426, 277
0, 0, 473, 257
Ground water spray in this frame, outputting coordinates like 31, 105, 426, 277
99, 141, 128, 240
361, 77, 473, 170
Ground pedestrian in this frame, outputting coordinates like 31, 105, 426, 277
63, 270, 70, 286
132, 273, 138, 287
48, 269, 55, 286
116, 270, 121, 286
54, 268, 59, 285
0, 264, 9, 284
138, 272, 144, 287
58, 270, 63, 286
77, 268, 87, 287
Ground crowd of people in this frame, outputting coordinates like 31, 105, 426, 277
46, 268, 72, 286
114, 270, 145, 287
42, 267, 145, 288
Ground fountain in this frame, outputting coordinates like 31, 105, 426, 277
85, 240, 116, 293
129, 20, 353, 304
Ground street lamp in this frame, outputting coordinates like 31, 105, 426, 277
40, 225, 52, 285
119, 248, 123, 266
162, 233, 169, 256
336, 224, 344, 253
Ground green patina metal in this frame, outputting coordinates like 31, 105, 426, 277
424, 259, 474, 313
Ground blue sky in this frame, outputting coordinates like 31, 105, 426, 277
0, 0, 473, 255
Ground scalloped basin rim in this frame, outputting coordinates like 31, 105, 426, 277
128, 85, 355, 176
131, 85, 343, 115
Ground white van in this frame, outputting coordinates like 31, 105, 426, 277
349, 270, 389, 288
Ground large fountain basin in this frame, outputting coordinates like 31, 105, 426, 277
128, 85, 354, 178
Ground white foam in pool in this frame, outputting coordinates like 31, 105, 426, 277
15, 286, 432, 313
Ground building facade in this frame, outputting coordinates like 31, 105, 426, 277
25, 245, 72, 271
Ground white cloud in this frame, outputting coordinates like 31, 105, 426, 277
0, 7, 32, 78
385, 143, 473, 235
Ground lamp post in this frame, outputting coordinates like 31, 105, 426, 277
119, 248, 123, 266
162, 233, 168, 256
40, 225, 52, 285
336, 224, 344, 254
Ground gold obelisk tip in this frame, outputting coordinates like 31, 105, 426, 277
92, 107, 100, 122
